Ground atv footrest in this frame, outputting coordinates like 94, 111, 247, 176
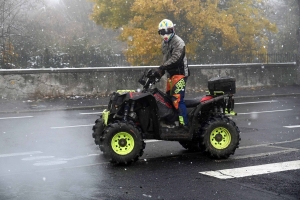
160, 127, 192, 141
160, 133, 192, 141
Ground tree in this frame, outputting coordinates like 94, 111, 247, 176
89, 0, 277, 65
265, 0, 299, 54
1, 42, 18, 68
0, 0, 42, 68
5, 0, 121, 68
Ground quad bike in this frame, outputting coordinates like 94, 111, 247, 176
92, 69, 240, 165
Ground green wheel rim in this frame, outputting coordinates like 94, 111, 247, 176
111, 132, 135, 155
210, 127, 231, 150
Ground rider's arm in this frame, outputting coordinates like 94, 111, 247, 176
160, 37, 186, 71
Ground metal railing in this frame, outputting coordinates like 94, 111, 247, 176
0, 53, 297, 69
188, 52, 297, 64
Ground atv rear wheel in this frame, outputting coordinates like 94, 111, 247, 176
100, 121, 145, 165
200, 115, 240, 159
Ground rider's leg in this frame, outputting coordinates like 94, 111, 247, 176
171, 77, 188, 126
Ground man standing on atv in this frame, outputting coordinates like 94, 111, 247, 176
155, 19, 190, 133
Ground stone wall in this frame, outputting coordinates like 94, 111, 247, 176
0, 63, 297, 100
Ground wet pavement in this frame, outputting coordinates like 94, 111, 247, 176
0, 85, 299, 113
1, 86, 300, 200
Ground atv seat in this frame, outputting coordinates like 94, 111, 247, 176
185, 98, 201, 108
185, 95, 214, 108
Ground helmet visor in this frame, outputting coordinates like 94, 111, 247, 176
158, 28, 173, 35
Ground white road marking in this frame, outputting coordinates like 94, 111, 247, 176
239, 138, 300, 149
216, 141, 300, 161
199, 160, 300, 179
232, 149, 299, 160
236, 100, 278, 105
50, 124, 94, 129
62, 154, 100, 161
238, 109, 292, 115
32, 154, 101, 166
284, 125, 300, 128
22, 156, 55, 161
79, 112, 102, 115
0, 151, 42, 158
145, 140, 161, 143
0, 116, 33, 120
33, 160, 68, 166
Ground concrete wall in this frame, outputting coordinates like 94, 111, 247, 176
0, 63, 298, 100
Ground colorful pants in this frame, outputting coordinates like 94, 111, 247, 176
166, 75, 188, 126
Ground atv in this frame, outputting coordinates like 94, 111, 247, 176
92, 69, 240, 165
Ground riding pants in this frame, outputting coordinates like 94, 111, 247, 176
166, 75, 188, 126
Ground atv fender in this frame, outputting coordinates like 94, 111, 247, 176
189, 95, 227, 134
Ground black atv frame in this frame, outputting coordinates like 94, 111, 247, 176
92, 69, 240, 165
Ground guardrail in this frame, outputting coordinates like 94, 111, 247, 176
0, 63, 298, 100
0, 62, 296, 74
1, 53, 296, 69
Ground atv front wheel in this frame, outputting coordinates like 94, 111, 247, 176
92, 117, 104, 146
200, 115, 240, 159
100, 121, 145, 165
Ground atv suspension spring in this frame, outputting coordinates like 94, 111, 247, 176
123, 102, 130, 121
128, 101, 137, 120
130, 101, 135, 112
214, 106, 223, 114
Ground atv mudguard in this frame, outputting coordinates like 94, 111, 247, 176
188, 95, 228, 136
127, 92, 160, 138
107, 91, 157, 114
106, 91, 160, 138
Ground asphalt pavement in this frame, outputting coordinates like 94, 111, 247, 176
0, 85, 299, 113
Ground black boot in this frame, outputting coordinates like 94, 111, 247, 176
160, 121, 176, 128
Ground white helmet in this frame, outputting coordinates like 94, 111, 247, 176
158, 19, 175, 42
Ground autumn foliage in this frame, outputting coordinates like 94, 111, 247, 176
89, 0, 277, 65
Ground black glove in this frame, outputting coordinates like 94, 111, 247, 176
158, 65, 165, 72
154, 70, 161, 78
154, 66, 165, 78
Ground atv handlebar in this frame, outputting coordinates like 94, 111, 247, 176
138, 69, 160, 91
